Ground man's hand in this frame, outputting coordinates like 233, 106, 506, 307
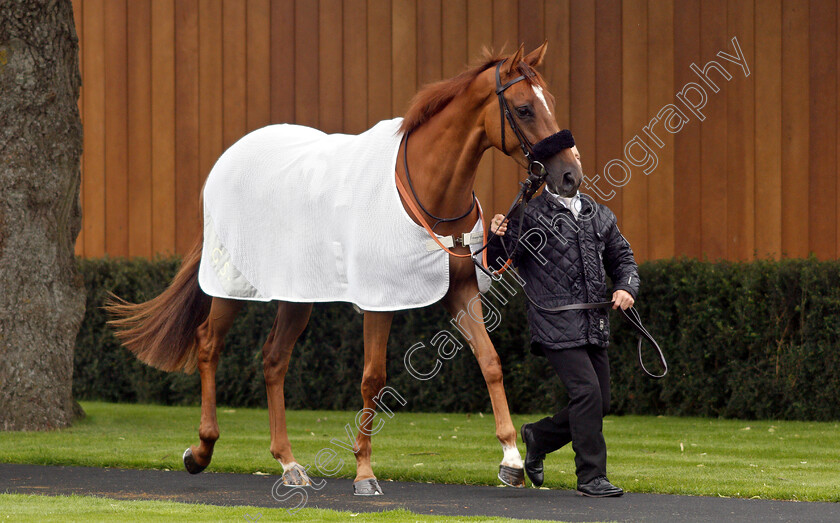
491, 214, 508, 235
612, 289, 634, 310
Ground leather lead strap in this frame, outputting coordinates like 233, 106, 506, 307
522, 297, 667, 379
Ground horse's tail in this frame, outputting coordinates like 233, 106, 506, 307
106, 238, 211, 373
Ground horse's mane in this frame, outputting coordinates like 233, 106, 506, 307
399, 48, 542, 134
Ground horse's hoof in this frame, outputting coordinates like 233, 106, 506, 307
183, 447, 207, 475
498, 464, 525, 488
281, 463, 312, 486
353, 477, 383, 496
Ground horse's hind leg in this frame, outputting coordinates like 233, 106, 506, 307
183, 297, 242, 474
262, 301, 313, 486
352, 310, 394, 496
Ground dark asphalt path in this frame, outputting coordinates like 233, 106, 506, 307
1, 464, 837, 522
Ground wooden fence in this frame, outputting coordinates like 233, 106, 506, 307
71, 0, 840, 262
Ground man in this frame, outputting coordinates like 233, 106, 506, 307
488, 146, 638, 497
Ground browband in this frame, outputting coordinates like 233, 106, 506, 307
531, 129, 575, 161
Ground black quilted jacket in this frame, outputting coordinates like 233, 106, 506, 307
487, 192, 639, 355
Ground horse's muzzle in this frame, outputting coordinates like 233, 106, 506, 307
560, 171, 579, 194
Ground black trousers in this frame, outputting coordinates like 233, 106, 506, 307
529, 344, 610, 484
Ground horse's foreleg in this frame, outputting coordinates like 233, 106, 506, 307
263, 301, 313, 486
183, 298, 242, 474
353, 310, 393, 496
443, 283, 525, 488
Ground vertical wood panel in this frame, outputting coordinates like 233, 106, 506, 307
72, 0, 84, 257
492, 0, 521, 215
343, 0, 368, 133
570, 0, 597, 205
151, 0, 176, 255
726, 0, 755, 261
621, 0, 648, 262
699, 0, 728, 260
492, 0, 517, 52
84, 0, 105, 258
595, 0, 623, 223
417, 0, 442, 86
808, 0, 837, 259
104, 0, 128, 256
295, 0, 319, 127
673, 0, 702, 258
319, 0, 343, 133
366, 0, 392, 125
270, 0, 295, 124
646, 0, 674, 260
781, 0, 808, 258
225, 0, 248, 144
716, 0, 755, 260
518, 0, 544, 53
247, 0, 271, 131
467, 0, 494, 213
442, 0, 467, 78
544, 0, 570, 128
392, 0, 417, 116
199, 0, 223, 202
754, 0, 782, 258
127, 0, 152, 257
175, 0, 200, 254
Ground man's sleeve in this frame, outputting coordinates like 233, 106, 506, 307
486, 209, 524, 271
602, 209, 640, 299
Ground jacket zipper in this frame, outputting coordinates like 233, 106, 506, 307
576, 217, 591, 340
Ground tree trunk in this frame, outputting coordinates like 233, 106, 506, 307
0, 0, 86, 430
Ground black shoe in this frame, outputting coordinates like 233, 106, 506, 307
520, 423, 545, 487
576, 476, 623, 497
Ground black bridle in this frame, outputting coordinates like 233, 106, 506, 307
470, 59, 578, 266
398, 59, 571, 231
494, 59, 576, 201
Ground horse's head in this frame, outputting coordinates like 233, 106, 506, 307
483, 43, 583, 197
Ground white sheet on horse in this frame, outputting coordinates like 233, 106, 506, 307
198, 117, 491, 311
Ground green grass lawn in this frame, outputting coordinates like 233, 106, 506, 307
1, 401, 838, 503
0, 493, 541, 522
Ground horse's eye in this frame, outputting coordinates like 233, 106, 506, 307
515, 106, 533, 118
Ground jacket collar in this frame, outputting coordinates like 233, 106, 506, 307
536, 190, 593, 214
544, 186, 581, 210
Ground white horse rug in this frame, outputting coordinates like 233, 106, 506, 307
198, 117, 490, 311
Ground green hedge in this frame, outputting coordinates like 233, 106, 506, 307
73, 257, 840, 420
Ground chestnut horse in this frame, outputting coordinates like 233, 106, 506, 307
107, 42, 583, 496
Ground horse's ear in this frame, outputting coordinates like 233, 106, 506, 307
524, 41, 548, 68
506, 43, 525, 76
